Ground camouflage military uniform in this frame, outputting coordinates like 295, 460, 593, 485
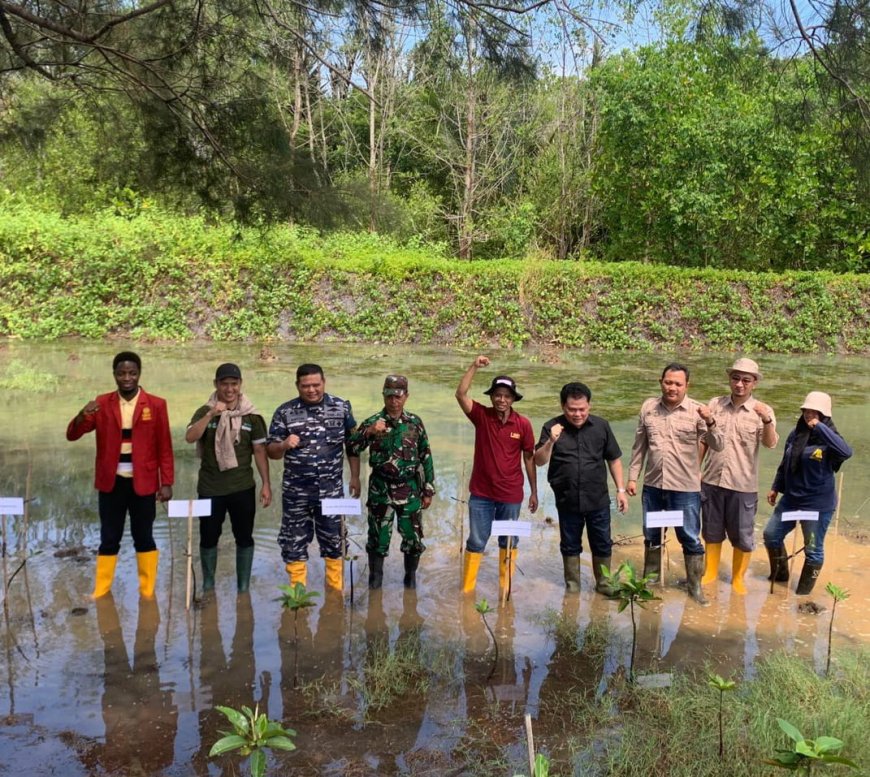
268, 393, 356, 563
348, 409, 435, 556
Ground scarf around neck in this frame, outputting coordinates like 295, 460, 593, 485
197, 392, 258, 471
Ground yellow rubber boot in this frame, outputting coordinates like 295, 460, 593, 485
136, 550, 159, 598
731, 548, 751, 595
324, 557, 343, 591
286, 561, 307, 587
462, 551, 483, 593
92, 554, 118, 599
701, 542, 722, 585
498, 547, 518, 590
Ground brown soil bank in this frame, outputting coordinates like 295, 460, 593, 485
1, 207, 868, 351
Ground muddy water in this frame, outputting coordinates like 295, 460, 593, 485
0, 341, 868, 775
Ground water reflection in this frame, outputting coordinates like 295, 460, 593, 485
92, 596, 177, 775
0, 342, 868, 775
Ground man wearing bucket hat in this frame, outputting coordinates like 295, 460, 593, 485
762, 391, 852, 595
348, 375, 436, 590
699, 358, 778, 595
185, 363, 272, 594
456, 355, 538, 593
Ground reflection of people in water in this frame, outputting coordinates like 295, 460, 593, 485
195, 595, 259, 775
94, 595, 177, 773
763, 392, 852, 595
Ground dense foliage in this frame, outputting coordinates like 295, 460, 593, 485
1, 204, 867, 351
0, 1, 866, 271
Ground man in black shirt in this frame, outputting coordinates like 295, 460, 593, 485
534, 382, 628, 594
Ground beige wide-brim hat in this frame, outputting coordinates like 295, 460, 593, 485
801, 391, 832, 417
727, 357, 762, 381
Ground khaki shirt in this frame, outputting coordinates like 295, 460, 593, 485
701, 395, 778, 492
628, 396, 724, 492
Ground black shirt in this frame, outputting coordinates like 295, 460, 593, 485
536, 414, 622, 512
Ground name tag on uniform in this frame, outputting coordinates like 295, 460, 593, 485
646, 510, 684, 528
781, 510, 819, 523
510, 432, 521, 439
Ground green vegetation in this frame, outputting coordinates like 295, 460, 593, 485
765, 718, 857, 773
1, 204, 868, 352
603, 562, 660, 682
825, 583, 850, 677
278, 583, 319, 688
708, 673, 737, 758
209, 704, 297, 777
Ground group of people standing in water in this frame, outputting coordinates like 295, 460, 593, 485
67, 351, 852, 603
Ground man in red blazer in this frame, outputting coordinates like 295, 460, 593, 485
67, 352, 174, 598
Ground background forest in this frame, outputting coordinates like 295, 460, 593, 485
0, 0, 867, 272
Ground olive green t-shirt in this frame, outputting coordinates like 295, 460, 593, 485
190, 405, 267, 496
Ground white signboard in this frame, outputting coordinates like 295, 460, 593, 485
781, 510, 819, 523
0, 497, 24, 515
645, 510, 684, 528
167, 499, 212, 518
321, 498, 362, 516
491, 520, 533, 538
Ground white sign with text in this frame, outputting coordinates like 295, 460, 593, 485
645, 510, 685, 528
168, 499, 212, 518
321, 498, 363, 516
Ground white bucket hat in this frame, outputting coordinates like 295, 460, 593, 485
727, 357, 762, 381
801, 391, 832, 417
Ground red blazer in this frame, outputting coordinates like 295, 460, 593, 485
67, 389, 175, 495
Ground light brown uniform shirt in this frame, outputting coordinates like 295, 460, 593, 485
701, 395, 778, 493
628, 396, 724, 492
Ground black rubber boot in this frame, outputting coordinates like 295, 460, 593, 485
684, 553, 709, 605
766, 545, 789, 582
643, 545, 662, 584
236, 545, 254, 593
403, 554, 420, 589
562, 555, 581, 592
592, 555, 619, 597
368, 552, 384, 590
795, 561, 822, 595
200, 547, 218, 593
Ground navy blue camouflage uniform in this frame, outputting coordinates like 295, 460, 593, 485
268, 393, 356, 562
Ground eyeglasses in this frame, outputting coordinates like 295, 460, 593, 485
730, 375, 755, 384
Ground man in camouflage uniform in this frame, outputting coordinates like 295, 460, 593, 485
348, 375, 435, 590
267, 363, 360, 591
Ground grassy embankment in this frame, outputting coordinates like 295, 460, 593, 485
1, 205, 868, 352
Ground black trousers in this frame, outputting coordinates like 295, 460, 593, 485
97, 476, 157, 555
198, 487, 256, 550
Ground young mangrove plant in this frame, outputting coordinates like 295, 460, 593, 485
765, 718, 858, 774
602, 562, 659, 683
513, 753, 551, 777
475, 598, 498, 678
825, 582, 850, 677
278, 582, 319, 687
209, 704, 297, 777
707, 672, 736, 759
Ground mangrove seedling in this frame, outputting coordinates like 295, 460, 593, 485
764, 718, 857, 774
707, 673, 736, 758
475, 598, 499, 677
602, 562, 660, 683
278, 583, 319, 687
513, 753, 551, 777
209, 704, 297, 777
825, 582, 850, 677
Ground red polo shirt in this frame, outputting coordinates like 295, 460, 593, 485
467, 400, 534, 503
